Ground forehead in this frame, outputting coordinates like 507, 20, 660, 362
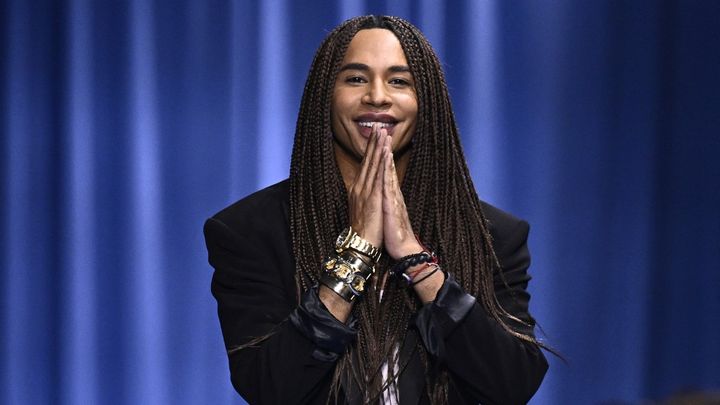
342, 28, 408, 66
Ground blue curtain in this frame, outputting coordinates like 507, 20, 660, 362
2, 1, 718, 403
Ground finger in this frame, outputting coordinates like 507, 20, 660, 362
362, 126, 386, 194
354, 124, 379, 189
382, 147, 393, 211
383, 147, 396, 197
373, 128, 389, 184
389, 153, 408, 209
371, 133, 388, 195
384, 149, 408, 212
386, 150, 414, 229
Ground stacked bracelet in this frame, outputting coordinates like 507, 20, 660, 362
335, 227, 382, 262
389, 235, 442, 286
410, 263, 442, 286
392, 251, 438, 284
392, 251, 436, 274
320, 231, 379, 302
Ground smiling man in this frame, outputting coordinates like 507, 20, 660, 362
205, 15, 548, 405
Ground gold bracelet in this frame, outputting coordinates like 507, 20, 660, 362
335, 227, 381, 262
319, 271, 360, 302
321, 253, 373, 302
338, 250, 375, 276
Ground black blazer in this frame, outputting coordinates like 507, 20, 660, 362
204, 180, 547, 404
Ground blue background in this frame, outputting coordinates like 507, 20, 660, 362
2, 0, 719, 404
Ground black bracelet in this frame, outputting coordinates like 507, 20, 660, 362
391, 251, 436, 276
411, 265, 442, 286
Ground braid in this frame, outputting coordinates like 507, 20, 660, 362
289, 15, 544, 403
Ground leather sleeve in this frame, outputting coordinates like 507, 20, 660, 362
414, 218, 548, 405
205, 216, 345, 404
289, 286, 358, 361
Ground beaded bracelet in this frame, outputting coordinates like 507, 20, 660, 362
392, 251, 437, 275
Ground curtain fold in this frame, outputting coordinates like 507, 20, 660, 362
2, 1, 718, 404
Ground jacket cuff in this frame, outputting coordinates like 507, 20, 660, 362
414, 274, 476, 358
289, 285, 358, 362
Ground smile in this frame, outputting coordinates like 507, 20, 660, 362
357, 121, 394, 128
354, 120, 397, 138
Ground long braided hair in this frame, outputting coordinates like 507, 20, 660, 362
290, 15, 541, 403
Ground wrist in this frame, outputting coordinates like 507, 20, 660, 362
405, 262, 432, 281
353, 228, 381, 248
389, 232, 440, 286
336, 226, 382, 263
395, 241, 425, 259
323, 228, 380, 304
318, 284, 353, 323
411, 265, 445, 303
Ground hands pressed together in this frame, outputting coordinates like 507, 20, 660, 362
347, 124, 424, 260
320, 125, 443, 317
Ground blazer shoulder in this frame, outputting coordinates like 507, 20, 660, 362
209, 179, 290, 233
479, 200, 530, 254
480, 200, 527, 229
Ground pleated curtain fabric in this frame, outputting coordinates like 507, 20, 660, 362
1, 1, 719, 404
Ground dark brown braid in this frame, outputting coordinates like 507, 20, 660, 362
289, 15, 543, 404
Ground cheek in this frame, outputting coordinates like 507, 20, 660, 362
330, 99, 347, 133
397, 93, 418, 115
332, 89, 356, 115
402, 97, 418, 130
396, 108, 417, 149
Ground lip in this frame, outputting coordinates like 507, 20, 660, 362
354, 113, 399, 138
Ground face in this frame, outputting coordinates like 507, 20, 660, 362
331, 28, 418, 162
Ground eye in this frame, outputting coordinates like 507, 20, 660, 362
345, 76, 367, 84
389, 78, 412, 87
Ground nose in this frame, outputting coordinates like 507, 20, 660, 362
362, 80, 391, 108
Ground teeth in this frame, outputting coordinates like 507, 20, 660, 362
358, 121, 393, 128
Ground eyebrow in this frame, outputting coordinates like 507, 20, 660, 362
338, 63, 412, 73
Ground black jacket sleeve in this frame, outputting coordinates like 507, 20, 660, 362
414, 214, 548, 404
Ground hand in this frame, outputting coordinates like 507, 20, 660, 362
347, 124, 388, 247
382, 146, 424, 260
